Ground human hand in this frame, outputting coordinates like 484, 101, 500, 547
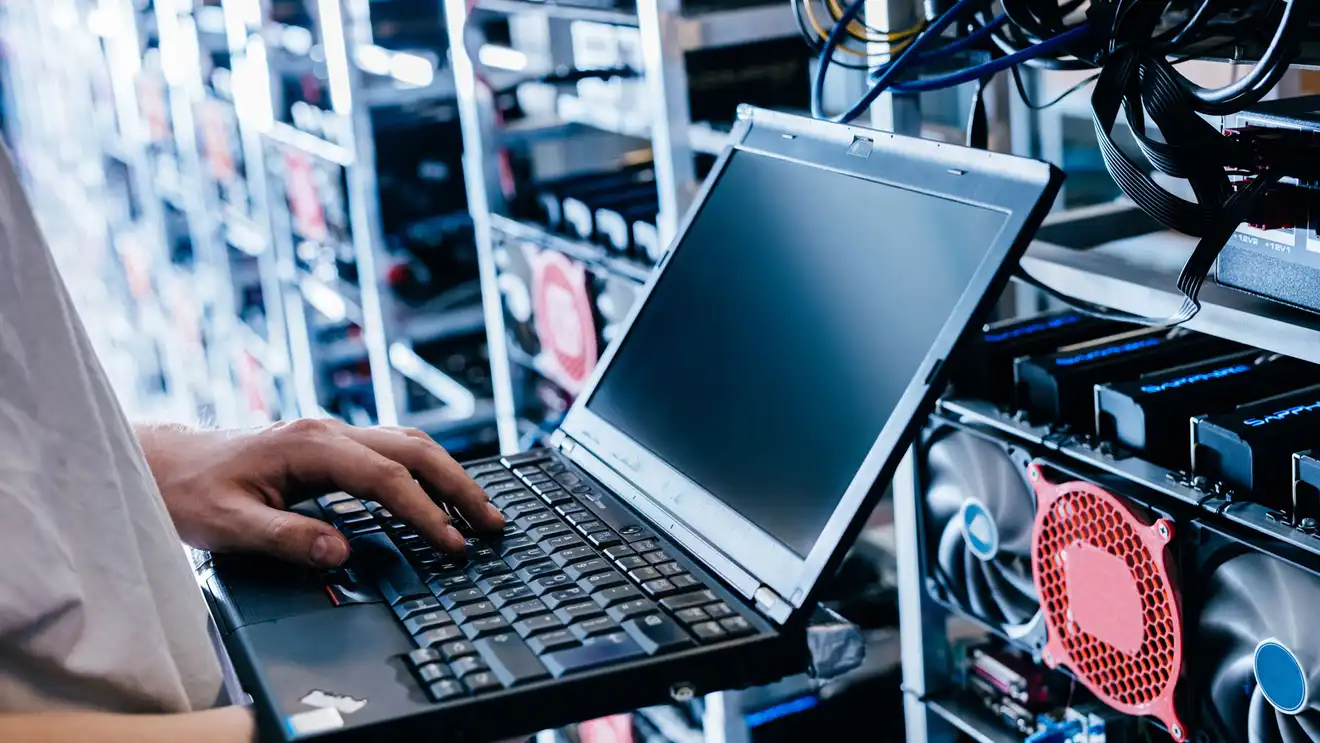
135, 419, 504, 568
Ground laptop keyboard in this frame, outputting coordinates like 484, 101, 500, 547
317, 451, 759, 703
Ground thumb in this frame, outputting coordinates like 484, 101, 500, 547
233, 499, 350, 568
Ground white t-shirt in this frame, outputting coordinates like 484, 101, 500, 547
0, 145, 224, 713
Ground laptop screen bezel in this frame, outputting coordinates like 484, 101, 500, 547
556, 107, 1062, 623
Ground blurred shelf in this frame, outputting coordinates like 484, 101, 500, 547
264, 121, 353, 166
490, 213, 654, 283
556, 97, 730, 155
1023, 202, 1320, 365
925, 693, 1022, 743
405, 398, 498, 436
473, 0, 798, 50
297, 271, 363, 324
402, 303, 487, 345
223, 206, 269, 256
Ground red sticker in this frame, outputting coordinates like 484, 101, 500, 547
532, 250, 598, 394
284, 151, 327, 242
578, 715, 634, 743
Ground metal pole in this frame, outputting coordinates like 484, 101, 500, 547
865, 0, 922, 134
635, 0, 696, 244
445, 0, 520, 452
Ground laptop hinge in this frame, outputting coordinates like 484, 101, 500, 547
550, 429, 571, 452
754, 586, 792, 624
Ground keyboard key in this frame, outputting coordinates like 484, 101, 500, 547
465, 462, 506, 477
538, 489, 575, 507
496, 535, 537, 556
554, 601, 604, 625
492, 492, 537, 510
463, 616, 512, 639
593, 584, 644, 608
417, 662, 452, 683
552, 546, 597, 566
317, 493, 355, 508
655, 562, 685, 578
475, 634, 551, 687
606, 598, 657, 622
676, 607, 709, 624
570, 616, 618, 640
396, 597, 441, 620
643, 550, 669, 565
565, 559, 611, 581
577, 521, 610, 536
527, 630, 579, 655
719, 617, 755, 637
528, 524, 571, 542
541, 633, 645, 678
502, 451, 551, 467
542, 461, 568, 475
556, 503, 588, 517
438, 588, 485, 611
522, 473, 554, 486
475, 472, 514, 487
587, 532, 622, 549
451, 655, 488, 677
428, 679, 466, 702
580, 572, 629, 594
327, 500, 366, 517
501, 599, 550, 622
542, 535, 587, 555
660, 590, 717, 611
516, 563, 563, 583
630, 539, 660, 554
529, 573, 575, 595
670, 575, 702, 591
530, 481, 565, 497
468, 547, 496, 561
407, 648, 443, 667
486, 481, 526, 496
514, 614, 564, 638
641, 579, 680, 598
429, 574, 475, 596
450, 601, 498, 624
351, 532, 429, 606
466, 560, 511, 582
476, 574, 521, 593
543, 587, 591, 611
705, 603, 734, 620
441, 640, 478, 661
565, 511, 596, 526
335, 512, 374, 527
691, 621, 727, 643
615, 556, 648, 571
416, 625, 464, 647
505, 548, 551, 571
623, 614, 694, 655
618, 524, 653, 542
490, 585, 535, 608
628, 567, 661, 583
405, 611, 453, 634
512, 466, 541, 478
509, 505, 551, 523
555, 473, 586, 489
603, 545, 636, 560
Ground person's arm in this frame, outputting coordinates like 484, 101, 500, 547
0, 706, 253, 743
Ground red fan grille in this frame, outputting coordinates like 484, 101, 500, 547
1028, 463, 1187, 741
532, 250, 598, 394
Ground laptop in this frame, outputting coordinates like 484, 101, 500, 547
197, 107, 1063, 742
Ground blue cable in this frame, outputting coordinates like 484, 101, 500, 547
893, 24, 1092, 92
813, 0, 981, 122
915, 13, 1009, 62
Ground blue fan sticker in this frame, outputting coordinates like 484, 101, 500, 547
1255, 639, 1308, 715
960, 499, 1000, 561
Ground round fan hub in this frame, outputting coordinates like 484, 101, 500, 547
1255, 639, 1308, 714
959, 499, 999, 561
1028, 463, 1187, 741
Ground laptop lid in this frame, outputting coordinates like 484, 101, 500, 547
553, 107, 1063, 624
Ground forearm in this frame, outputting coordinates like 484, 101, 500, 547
0, 705, 254, 743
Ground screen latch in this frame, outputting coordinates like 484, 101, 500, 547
754, 586, 792, 623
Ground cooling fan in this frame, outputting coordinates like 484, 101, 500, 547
1201, 551, 1320, 743
923, 428, 1044, 648
1028, 464, 1188, 741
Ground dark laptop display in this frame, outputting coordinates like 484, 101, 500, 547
587, 149, 1010, 557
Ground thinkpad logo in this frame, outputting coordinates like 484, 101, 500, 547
300, 690, 368, 715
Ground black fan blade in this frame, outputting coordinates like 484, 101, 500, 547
1211, 653, 1256, 742
925, 432, 1035, 557
963, 542, 998, 623
1293, 713, 1320, 740
1252, 688, 1284, 743
937, 517, 968, 605
982, 561, 1033, 626
1279, 714, 1311, 743
994, 557, 1038, 603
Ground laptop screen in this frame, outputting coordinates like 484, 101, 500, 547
586, 149, 1009, 558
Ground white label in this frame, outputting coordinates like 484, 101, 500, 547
286, 708, 344, 737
